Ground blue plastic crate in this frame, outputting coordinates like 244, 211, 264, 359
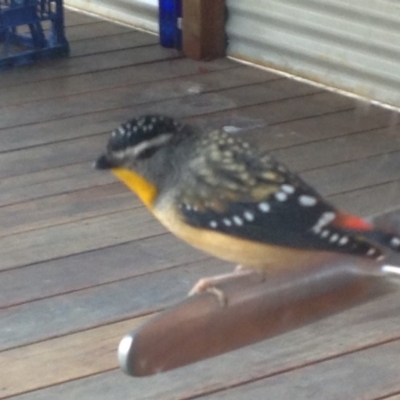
0, 0, 69, 70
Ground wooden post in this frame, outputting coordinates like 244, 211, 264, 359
182, 0, 226, 60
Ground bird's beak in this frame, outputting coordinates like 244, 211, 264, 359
94, 154, 113, 170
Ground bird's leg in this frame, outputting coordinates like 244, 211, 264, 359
188, 266, 255, 306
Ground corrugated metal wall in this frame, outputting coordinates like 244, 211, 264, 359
226, 0, 400, 107
65, 0, 158, 33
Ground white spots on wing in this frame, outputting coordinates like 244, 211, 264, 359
185, 204, 192, 211
244, 211, 255, 222
312, 211, 336, 233
329, 234, 339, 243
210, 221, 218, 229
258, 202, 271, 213
223, 218, 232, 226
233, 216, 244, 226
321, 230, 329, 238
281, 184, 295, 194
148, 123, 154, 131
367, 248, 377, 257
223, 150, 233, 158
299, 195, 317, 207
322, 212, 336, 222
315, 223, 352, 248
275, 192, 288, 202
118, 125, 126, 134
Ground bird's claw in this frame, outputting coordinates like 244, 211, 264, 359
188, 266, 257, 307
188, 278, 228, 307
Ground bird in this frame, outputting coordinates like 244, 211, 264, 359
95, 114, 400, 301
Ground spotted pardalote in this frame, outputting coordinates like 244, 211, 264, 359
95, 114, 400, 292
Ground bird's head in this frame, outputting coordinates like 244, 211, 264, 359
95, 115, 187, 170
95, 115, 191, 207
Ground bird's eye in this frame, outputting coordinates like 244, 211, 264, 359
135, 146, 160, 160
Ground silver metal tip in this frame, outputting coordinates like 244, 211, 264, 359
381, 264, 400, 277
118, 334, 134, 375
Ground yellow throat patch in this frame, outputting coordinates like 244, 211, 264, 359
112, 168, 157, 209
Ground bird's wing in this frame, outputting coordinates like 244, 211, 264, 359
178, 141, 382, 260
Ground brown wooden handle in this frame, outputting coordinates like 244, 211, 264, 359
118, 256, 391, 377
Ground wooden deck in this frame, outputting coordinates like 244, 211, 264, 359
1, 9, 400, 399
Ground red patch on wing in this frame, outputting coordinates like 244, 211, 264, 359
334, 212, 372, 231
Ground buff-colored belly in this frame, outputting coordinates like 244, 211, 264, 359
153, 203, 326, 270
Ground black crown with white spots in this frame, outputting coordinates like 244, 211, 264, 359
95, 115, 184, 169
107, 115, 182, 152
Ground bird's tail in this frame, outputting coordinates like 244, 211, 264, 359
362, 230, 400, 279
363, 229, 400, 253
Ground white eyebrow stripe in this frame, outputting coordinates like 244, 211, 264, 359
115, 133, 173, 158
132, 133, 173, 156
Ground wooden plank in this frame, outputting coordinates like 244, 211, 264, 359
0, 67, 280, 130
0, 259, 231, 350
207, 79, 319, 109
199, 342, 400, 399
330, 179, 400, 217
274, 125, 400, 173
0, 133, 109, 179
65, 21, 132, 42
0, 45, 180, 89
0, 317, 150, 398
0, 58, 235, 107
0, 234, 207, 308
0, 183, 138, 238
246, 106, 393, 151
0, 207, 166, 271
64, 10, 102, 26
189, 90, 355, 129
302, 150, 400, 198
6, 289, 400, 400
0, 163, 116, 208
62, 79, 323, 131
70, 31, 159, 58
